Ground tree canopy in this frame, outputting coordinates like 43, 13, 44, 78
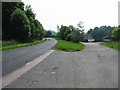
2, 2, 24, 40
2, 2, 45, 42
10, 8, 31, 42
57, 22, 85, 43
86, 26, 115, 41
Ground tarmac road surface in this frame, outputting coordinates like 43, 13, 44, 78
2, 38, 57, 76
4, 42, 118, 88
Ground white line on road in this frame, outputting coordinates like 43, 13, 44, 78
2, 50, 55, 88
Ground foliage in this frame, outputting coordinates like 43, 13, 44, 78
45, 30, 57, 37
112, 27, 120, 41
2, 2, 45, 42
65, 34, 72, 41
87, 26, 115, 41
2, 2, 24, 40
24, 5, 45, 41
10, 8, 31, 42
57, 22, 85, 43
71, 29, 81, 43
45, 31, 52, 37
57, 25, 71, 40
25, 5, 35, 19
53, 39, 85, 52
32, 19, 45, 40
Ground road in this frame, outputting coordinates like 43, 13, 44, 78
2, 38, 57, 76
4, 42, 118, 88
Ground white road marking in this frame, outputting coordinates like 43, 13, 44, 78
2, 50, 55, 88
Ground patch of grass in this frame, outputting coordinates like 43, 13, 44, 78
1, 39, 46, 51
53, 39, 85, 52
99, 42, 120, 50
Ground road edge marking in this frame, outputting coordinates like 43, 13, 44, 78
2, 50, 55, 88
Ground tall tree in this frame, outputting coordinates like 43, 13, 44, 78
25, 5, 45, 41
10, 8, 31, 42
33, 19, 45, 40
2, 2, 24, 40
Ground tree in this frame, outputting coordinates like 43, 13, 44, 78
77, 21, 84, 29
10, 8, 31, 42
65, 34, 72, 41
2, 2, 24, 40
77, 21, 85, 41
25, 5, 45, 41
25, 5, 35, 19
33, 19, 45, 40
71, 29, 81, 43
87, 26, 115, 41
57, 25, 71, 40
2, 2, 45, 42
57, 21, 85, 42
112, 27, 120, 41
45, 31, 52, 37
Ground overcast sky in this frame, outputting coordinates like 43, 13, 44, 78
22, 0, 119, 32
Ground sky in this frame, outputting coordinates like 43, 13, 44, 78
22, 0, 119, 32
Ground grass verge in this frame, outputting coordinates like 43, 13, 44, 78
99, 42, 120, 50
2, 41, 21, 47
53, 39, 85, 52
1, 39, 46, 51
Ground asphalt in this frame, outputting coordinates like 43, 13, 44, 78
2, 38, 57, 76
5, 42, 118, 88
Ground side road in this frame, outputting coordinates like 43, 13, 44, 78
5, 42, 118, 88
2, 38, 57, 76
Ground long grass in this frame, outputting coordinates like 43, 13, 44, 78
53, 39, 85, 52
99, 42, 120, 50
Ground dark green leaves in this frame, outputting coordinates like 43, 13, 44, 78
2, 2, 45, 42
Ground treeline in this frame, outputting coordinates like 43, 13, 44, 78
57, 22, 85, 43
45, 30, 56, 37
2, 2, 45, 42
86, 26, 116, 41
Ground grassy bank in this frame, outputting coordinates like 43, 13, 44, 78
1, 41, 21, 48
99, 42, 120, 50
53, 39, 85, 52
1, 38, 46, 51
